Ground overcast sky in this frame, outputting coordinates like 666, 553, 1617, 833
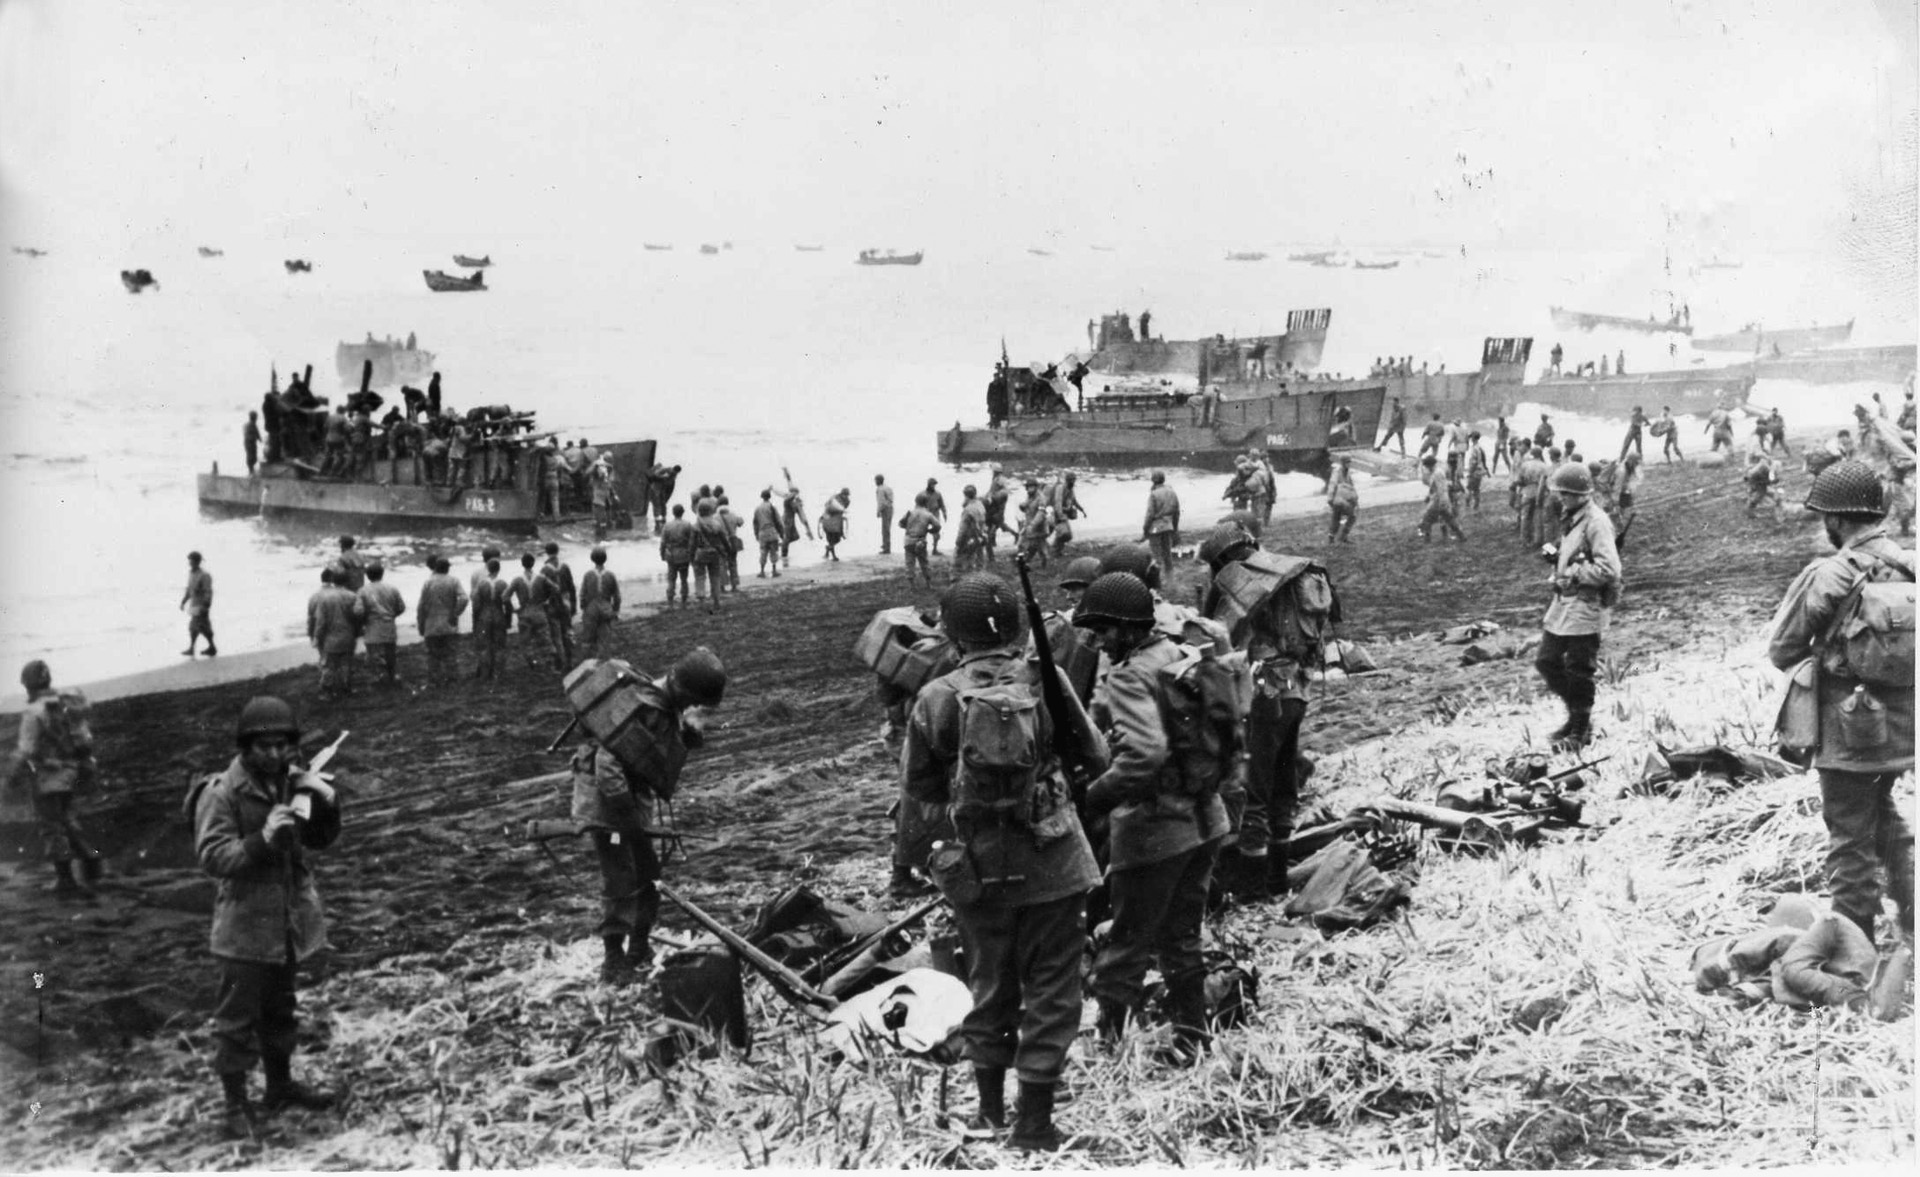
1, 0, 1912, 252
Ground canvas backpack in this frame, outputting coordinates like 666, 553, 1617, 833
953, 666, 1047, 827
1832, 547, 1916, 688
1154, 647, 1244, 797
1212, 552, 1339, 666
39, 691, 95, 760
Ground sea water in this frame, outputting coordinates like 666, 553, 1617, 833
0, 230, 1905, 686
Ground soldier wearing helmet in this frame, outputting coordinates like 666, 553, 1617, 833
1325, 456, 1359, 543
898, 492, 941, 588
1416, 455, 1465, 543
1045, 473, 1084, 556
953, 485, 989, 573
181, 551, 217, 657
572, 647, 727, 987
1055, 556, 1103, 612
307, 568, 366, 698
1142, 472, 1181, 580
7, 660, 102, 900
1074, 573, 1231, 1060
185, 695, 341, 1136
902, 573, 1105, 1152
578, 547, 622, 657
1533, 461, 1622, 750
1767, 459, 1914, 944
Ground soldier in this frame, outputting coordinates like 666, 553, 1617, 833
1376, 397, 1408, 455
1416, 413, 1446, 463
1533, 414, 1555, 451
954, 485, 989, 574
1016, 493, 1054, 566
1464, 431, 1489, 511
1326, 456, 1358, 542
1445, 418, 1470, 477
186, 696, 341, 1138
780, 481, 812, 567
1047, 474, 1085, 556
573, 648, 727, 985
900, 492, 941, 589
243, 412, 261, 475
541, 439, 565, 519
537, 556, 577, 669
510, 554, 550, 672
469, 546, 502, 601
579, 548, 621, 657
647, 462, 683, 531
357, 562, 406, 686
985, 469, 1015, 557
875, 475, 896, 555
1653, 405, 1682, 462
1143, 471, 1181, 582
331, 536, 367, 594
1620, 406, 1647, 462
820, 493, 849, 561
1075, 573, 1233, 1059
182, 550, 217, 657
1416, 456, 1465, 543
1705, 406, 1736, 454
903, 574, 1105, 1152
416, 555, 469, 686
442, 418, 469, 489
320, 405, 349, 476
348, 409, 374, 480
753, 489, 784, 578
1745, 452, 1785, 521
924, 477, 948, 554
1767, 461, 1914, 944
691, 500, 730, 614
589, 453, 617, 538
471, 558, 513, 682
1534, 464, 1622, 750
1491, 415, 1512, 473
544, 542, 579, 662
661, 504, 695, 604
1199, 524, 1332, 901
717, 495, 745, 591
307, 569, 363, 698
6, 660, 102, 900
1242, 455, 1274, 533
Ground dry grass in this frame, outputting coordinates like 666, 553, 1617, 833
4, 624, 1912, 1170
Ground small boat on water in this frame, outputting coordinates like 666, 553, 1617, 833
12, 246, 48, 258
1089, 244, 1115, 252
1225, 251, 1269, 262
120, 268, 158, 293
1028, 247, 1054, 257
856, 249, 923, 266
1287, 250, 1336, 264
1353, 259, 1400, 270
794, 244, 825, 252
1692, 320, 1854, 354
643, 243, 673, 251
1548, 306, 1691, 335
197, 246, 224, 258
336, 332, 436, 388
284, 259, 313, 274
1699, 258, 1743, 271
423, 269, 486, 292
452, 253, 492, 268
699, 244, 721, 255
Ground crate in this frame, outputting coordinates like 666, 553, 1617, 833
563, 658, 687, 794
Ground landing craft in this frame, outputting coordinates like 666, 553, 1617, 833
336, 333, 436, 388
1691, 320, 1854, 354
452, 253, 492, 268
1548, 306, 1691, 336
284, 259, 313, 273
423, 269, 486, 292
120, 268, 158, 293
1083, 308, 1332, 380
197, 245, 224, 258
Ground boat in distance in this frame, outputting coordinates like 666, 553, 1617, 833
1549, 306, 1691, 335
1692, 320, 1854, 354
857, 249, 923, 266
794, 244, 825, 252
120, 268, 159, 293
643, 243, 673, 251
197, 246, 224, 258
452, 253, 492, 268
423, 269, 486, 292
1353, 259, 1400, 270
335, 333, 436, 388
1748, 343, 1915, 384
1225, 251, 1268, 262
284, 259, 313, 273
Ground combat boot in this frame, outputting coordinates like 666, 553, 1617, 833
1162, 973, 1212, 1067
1094, 999, 1129, 1047
599, 935, 636, 986
80, 856, 105, 886
963, 1066, 1006, 1137
888, 864, 932, 900
51, 861, 95, 903
1553, 710, 1593, 752
261, 1054, 335, 1113
1008, 1080, 1064, 1152
219, 1071, 258, 1139
625, 929, 655, 972
1264, 847, 1293, 899
1218, 848, 1269, 903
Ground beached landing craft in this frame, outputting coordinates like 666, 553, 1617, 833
423, 269, 486, 292
1549, 306, 1692, 336
1751, 343, 1916, 385
856, 248, 923, 265
335, 333, 436, 388
198, 371, 658, 533
453, 253, 492, 268
1691, 320, 1855, 354
1084, 308, 1333, 381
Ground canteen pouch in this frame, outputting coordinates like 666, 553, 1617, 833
1774, 658, 1820, 765
926, 841, 983, 906
1837, 686, 1891, 753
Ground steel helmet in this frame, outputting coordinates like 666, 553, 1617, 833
1074, 572, 1156, 627
939, 573, 1024, 646
235, 696, 300, 744
1804, 459, 1887, 518
20, 660, 51, 692
1197, 521, 1258, 570
1548, 463, 1593, 495
668, 646, 728, 706
1096, 543, 1162, 590
1057, 556, 1103, 590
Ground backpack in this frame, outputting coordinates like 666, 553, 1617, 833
953, 669, 1046, 827
1832, 549, 1916, 688
39, 692, 95, 760
1211, 552, 1339, 666
1155, 647, 1244, 796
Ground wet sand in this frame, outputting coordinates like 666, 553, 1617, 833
0, 450, 1833, 1094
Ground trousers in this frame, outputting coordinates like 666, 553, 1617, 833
951, 890, 1087, 1084
34, 790, 91, 863
590, 829, 662, 941
1820, 769, 1916, 940
425, 634, 461, 684
1090, 842, 1217, 1008
1243, 693, 1308, 857
1534, 630, 1600, 712
212, 952, 299, 1075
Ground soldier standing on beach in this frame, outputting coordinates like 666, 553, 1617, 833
511, 554, 550, 671
6, 660, 102, 901
573, 647, 728, 985
471, 558, 513, 682
1767, 460, 1914, 944
900, 492, 940, 588
356, 562, 406, 686
1326, 457, 1358, 542
925, 478, 948, 554
903, 574, 1105, 1152
691, 500, 730, 614
307, 570, 363, 698
1533, 464, 1621, 750
954, 485, 989, 574
186, 696, 340, 1137
330, 537, 367, 594
182, 551, 217, 657
416, 556, 469, 687
243, 412, 261, 475
1376, 397, 1407, 455
578, 548, 621, 658
1143, 472, 1180, 582
1417, 456, 1465, 543
875, 475, 895, 554
752, 490, 783, 578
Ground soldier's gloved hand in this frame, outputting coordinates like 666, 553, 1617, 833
262, 804, 300, 848
295, 774, 336, 805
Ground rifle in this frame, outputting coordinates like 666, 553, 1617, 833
306, 730, 350, 776
1012, 553, 1108, 799
658, 882, 838, 1017
803, 893, 947, 993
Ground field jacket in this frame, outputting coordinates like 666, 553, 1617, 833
187, 756, 341, 964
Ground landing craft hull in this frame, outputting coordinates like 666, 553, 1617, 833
335, 342, 437, 388
199, 473, 543, 530
1549, 307, 1691, 335
1316, 371, 1516, 424
1088, 309, 1333, 380
1750, 343, 1916, 384
936, 385, 1385, 477
1692, 321, 1855, 353
1521, 369, 1752, 416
